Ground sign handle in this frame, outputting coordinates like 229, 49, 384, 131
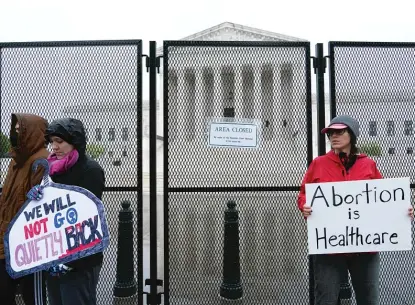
32, 158, 51, 187
32, 159, 48, 305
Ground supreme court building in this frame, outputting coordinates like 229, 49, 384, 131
56, 22, 311, 190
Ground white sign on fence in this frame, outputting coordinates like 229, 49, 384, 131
208, 121, 259, 148
305, 177, 412, 255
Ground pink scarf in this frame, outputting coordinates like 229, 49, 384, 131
47, 149, 79, 176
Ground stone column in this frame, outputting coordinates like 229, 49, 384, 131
168, 197, 201, 298
212, 67, 222, 119
184, 68, 196, 142
194, 69, 206, 145
202, 68, 215, 122
220, 66, 235, 118
260, 64, 275, 141
233, 66, 243, 120
280, 63, 295, 144
252, 66, 262, 121
263, 204, 280, 278
202, 201, 221, 276
168, 69, 179, 142
241, 65, 255, 120
239, 204, 259, 279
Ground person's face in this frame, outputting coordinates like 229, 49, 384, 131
327, 128, 351, 151
9, 122, 20, 147
50, 136, 74, 160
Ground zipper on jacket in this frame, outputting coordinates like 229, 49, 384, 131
341, 168, 349, 181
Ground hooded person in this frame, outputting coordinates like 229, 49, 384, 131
297, 115, 414, 305
27, 118, 105, 305
0, 113, 48, 305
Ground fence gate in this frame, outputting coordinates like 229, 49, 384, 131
0, 40, 143, 305
328, 41, 415, 305
163, 41, 313, 305
3, 38, 414, 305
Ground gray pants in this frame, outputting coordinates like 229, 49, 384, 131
46, 264, 102, 305
313, 253, 380, 305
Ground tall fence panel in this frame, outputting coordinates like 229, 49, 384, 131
329, 41, 415, 305
163, 41, 313, 305
0, 40, 143, 305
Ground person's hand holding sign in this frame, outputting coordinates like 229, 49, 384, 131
408, 207, 414, 220
27, 184, 44, 201
49, 264, 73, 277
302, 205, 312, 218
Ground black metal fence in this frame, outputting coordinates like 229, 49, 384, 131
0, 39, 414, 305
328, 42, 415, 305
0, 40, 143, 305
163, 41, 312, 305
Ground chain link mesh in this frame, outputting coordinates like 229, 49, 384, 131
7, 40, 413, 305
165, 43, 311, 188
0, 42, 142, 305
330, 42, 415, 305
330, 43, 415, 182
164, 42, 312, 304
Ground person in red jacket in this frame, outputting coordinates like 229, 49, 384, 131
297, 115, 414, 305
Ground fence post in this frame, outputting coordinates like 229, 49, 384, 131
314, 43, 352, 304
314, 43, 327, 156
113, 201, 137, 298
310, 42, 329, 305
220, 200, 243, 300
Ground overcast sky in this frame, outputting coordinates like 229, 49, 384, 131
1, 0, 415, 53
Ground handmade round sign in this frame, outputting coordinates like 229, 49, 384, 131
4, 159, 110, 279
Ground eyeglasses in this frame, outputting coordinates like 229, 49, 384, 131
327, 129, 348, 137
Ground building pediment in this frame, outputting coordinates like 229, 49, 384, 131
180, 22, 307, 42
157, 22, 308, 55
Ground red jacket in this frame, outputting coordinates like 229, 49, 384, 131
297, 150, 382, 255
297, 150, 383, 211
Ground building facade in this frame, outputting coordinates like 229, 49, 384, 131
334, 91, 415, 180
158, 22, 311, 189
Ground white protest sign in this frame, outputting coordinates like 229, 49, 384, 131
4, 159, 109, 279
305, 177, 412, 255
208, 121, 259, 148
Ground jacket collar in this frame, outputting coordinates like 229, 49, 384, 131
326, 149, 367, 164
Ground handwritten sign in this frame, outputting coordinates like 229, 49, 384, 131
4, 160, 109, 279
208, 121, 259, 148
305, 177, 412, 255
